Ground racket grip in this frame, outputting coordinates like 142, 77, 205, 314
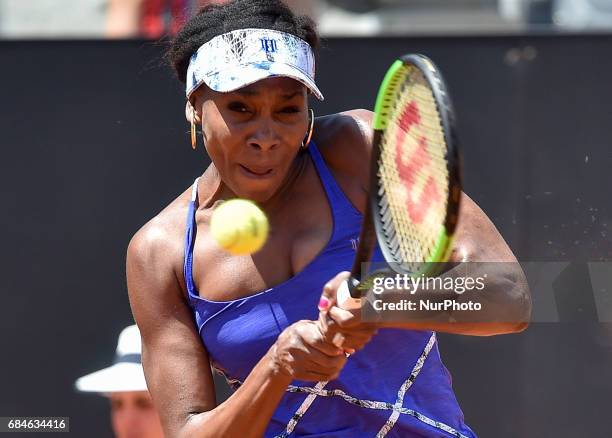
337, 280, 362, 310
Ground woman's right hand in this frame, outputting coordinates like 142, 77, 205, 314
270, 320, 348, 382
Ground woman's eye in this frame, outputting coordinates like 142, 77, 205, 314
228, 102, 249, 113
280, 107, 300, 114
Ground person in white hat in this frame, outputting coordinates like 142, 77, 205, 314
76, 325, 164, 438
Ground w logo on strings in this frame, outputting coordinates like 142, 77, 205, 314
260, 38, 278, 53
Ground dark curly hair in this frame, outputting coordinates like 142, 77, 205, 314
167, 0, 320, 84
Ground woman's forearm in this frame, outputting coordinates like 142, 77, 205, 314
179, 344, 292, 438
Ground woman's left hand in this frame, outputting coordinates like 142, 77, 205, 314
317, 272, 379, 354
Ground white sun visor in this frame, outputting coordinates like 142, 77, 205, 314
186, 28, 324, 101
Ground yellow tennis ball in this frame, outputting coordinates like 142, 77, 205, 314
210, 199, 269, 255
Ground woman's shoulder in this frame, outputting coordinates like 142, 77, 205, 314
312, 109, 374, 192
126, 185, 194, 283
313, 109, 373, 152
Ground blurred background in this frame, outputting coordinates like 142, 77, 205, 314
1, 0, 611, 437
1, 0, 612, 39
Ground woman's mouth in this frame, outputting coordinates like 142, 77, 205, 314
239, 164, 275, 178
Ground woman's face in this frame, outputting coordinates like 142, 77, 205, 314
192, 77, 309, 202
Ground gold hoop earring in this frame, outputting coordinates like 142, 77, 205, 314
191, 107, 197, 150
301, 109, 315, 150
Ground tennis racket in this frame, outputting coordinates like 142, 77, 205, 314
338, 54, 462, 310
290, 56, 462, 426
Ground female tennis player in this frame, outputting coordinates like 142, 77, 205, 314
126, 1, 531, 436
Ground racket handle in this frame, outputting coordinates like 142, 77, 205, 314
337, 280, 362, 310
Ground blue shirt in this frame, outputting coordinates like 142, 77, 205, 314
183, 142, 476, 437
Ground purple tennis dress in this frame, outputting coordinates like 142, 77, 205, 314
183, 142, 477, 437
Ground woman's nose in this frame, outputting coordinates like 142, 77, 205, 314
248, 119, 280, 151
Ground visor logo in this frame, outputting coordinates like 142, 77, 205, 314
261, 38, 278, 53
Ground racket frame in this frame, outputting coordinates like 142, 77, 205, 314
342, 54, 462, 303
371, 54, 462, 277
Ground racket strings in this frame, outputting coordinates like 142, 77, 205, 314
377, 66, 450, 271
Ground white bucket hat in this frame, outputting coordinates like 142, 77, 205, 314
186, 28, 324, 101
75, 325, 148, 393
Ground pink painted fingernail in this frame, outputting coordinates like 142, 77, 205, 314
318, 297, 329, 310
